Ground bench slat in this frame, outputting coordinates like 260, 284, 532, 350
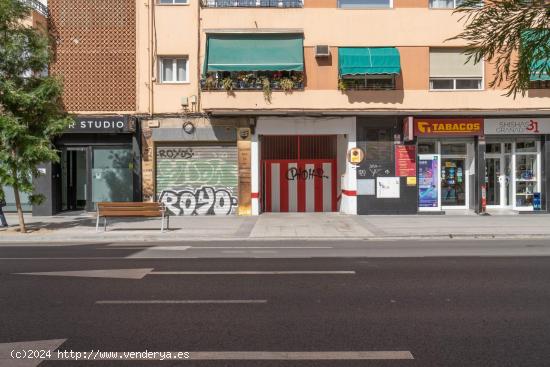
99, 206, 162, 212
98, 202, 161, 208
99, 211, 163, 217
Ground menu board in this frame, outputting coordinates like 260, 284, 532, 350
395, 145, 416, 177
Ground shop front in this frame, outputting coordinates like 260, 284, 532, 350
414, 118, 483, 213
152, 122, 240, 216
251, 116, 356, 215
33, 116, 141, 215
484, 117, 549, 211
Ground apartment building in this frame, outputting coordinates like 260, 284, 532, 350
37, 0, 550, 216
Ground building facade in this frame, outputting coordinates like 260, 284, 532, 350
32, 0, 550, 216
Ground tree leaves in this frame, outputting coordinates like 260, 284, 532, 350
450, 0, 550, 97
0, 0, 72, 231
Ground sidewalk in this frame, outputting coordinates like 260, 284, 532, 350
1, 212, 550, 243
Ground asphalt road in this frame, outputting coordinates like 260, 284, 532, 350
1, 241, 550, 366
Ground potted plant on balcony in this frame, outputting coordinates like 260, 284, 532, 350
280, 77, 294, 93
204, 75, 216, 90
222, 77, 234, 92
291, 73, 304, 89
261, 77, 272, 102
338, 78, 347, 92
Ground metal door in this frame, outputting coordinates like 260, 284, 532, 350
263, 159, 337, 212
156, 144, 239, 216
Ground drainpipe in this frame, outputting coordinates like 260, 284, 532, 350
148, 0, 155, 118
196, 0, 202, 112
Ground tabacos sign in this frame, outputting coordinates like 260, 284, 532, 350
484, 118, 550, 135
414, 118, 484, 137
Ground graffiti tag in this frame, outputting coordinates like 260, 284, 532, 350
159, 186, 238, 216
368, 163, 390, 178
157, 148, 194, 160
286, 167, 329, 181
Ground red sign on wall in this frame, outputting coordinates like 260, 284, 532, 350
395, 145, 416, 177
413, 118, 484, 137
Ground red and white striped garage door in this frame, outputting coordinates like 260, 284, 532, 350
264, 160, 337, 212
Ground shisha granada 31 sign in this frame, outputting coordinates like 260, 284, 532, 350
484, 118, 550, 135
413, 118, 484, 137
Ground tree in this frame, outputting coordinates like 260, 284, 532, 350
450, 0, 550, 97
0, 0, 72, 233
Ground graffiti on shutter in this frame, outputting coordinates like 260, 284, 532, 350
156, 145, 238, 216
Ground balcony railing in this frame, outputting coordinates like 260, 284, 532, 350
21, 0, 48, 16
202, 0, 303, 7
201, 78, 304, 91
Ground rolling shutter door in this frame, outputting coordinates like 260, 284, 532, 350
156, 144, 239, 216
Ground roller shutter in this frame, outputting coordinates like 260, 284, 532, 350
156, 144, 238, 216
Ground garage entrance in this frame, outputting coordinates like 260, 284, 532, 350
261, 136, 337, 212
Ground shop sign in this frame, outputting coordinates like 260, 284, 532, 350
395, 145, 416, 177
67, 116, 132, 133
414, 118, 483, 137
418, 156, 439, 208
348, 147, 365, 165
484, 118, 550, 135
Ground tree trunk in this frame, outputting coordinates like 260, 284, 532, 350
11, 167, 26, 234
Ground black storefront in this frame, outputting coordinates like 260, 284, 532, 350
33, 116, 142, 215
356, 116, 418, 215
355, 115, 550, 215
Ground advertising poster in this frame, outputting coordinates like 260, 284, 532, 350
418, 156, 438, 208
395, 145, 416, 177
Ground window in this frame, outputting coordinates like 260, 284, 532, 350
429, 0, 462, 8
429, 49, 483, 90
341, 74, 396, 90
159, 57, 188, 83
158, 0, 189, 4
338, 0, 392, 8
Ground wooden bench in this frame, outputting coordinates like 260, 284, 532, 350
96, 202, 168, 233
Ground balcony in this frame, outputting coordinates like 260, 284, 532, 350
201, 72, 305, 92
21, 0, 48, 16
202, 0, 303, 7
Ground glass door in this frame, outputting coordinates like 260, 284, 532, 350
485, 157, 501, 206
440, 143, 469, 209
91, 146, 133, 207
513, 140, 541, 211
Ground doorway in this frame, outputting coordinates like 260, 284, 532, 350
61, 148, 87, 211
485, 142, 512, 208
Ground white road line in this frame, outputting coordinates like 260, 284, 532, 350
151, 271, 356, 275
187, 351, 414, 360
191, 247, 333, 249
96, 300, 267, 304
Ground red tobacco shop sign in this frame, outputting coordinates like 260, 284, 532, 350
413, 118, 484, 137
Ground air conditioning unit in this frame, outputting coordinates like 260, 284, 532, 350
314, 45, 330, 58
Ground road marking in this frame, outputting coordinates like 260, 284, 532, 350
15, 268, 153, 279
96, 300, 267, 304
141, 246, 191, 251
189, 351, 413, 360
12, 269, 355, 279
191, 246, 333, 249
151, 271, 356, 275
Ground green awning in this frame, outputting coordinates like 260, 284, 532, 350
205, 33, 304, 73
339, 47, 401, 76
523, 29, 550, 81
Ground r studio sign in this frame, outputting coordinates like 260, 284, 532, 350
67, 116, 130, 133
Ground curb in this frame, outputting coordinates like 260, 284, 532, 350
2, 233, 550, 244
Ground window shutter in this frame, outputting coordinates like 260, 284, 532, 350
430, 49, 482, 78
